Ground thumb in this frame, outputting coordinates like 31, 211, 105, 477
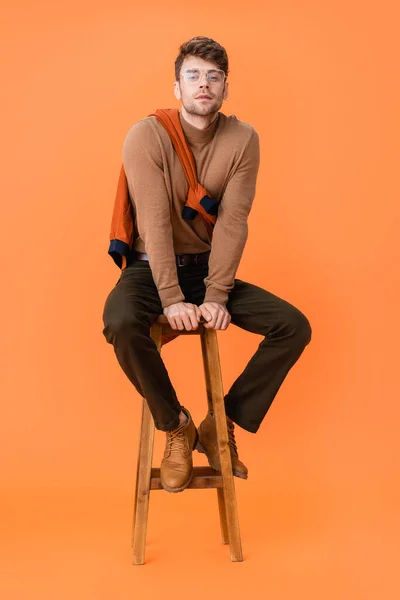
200, 306, 212, 322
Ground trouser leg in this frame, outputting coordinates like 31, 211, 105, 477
224, 279, 312, 433
102, 261, 181, 431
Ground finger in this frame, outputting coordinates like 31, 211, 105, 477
195, 306, 202, 321
221, 312, 231, 330
205, 307, 218, 329
214, 310, 225, 331
186, 308, 199, 329
199, 307, 212, 325
188, 310, 199, 329
180, 313, 193, 331
175, 316, 185, 331
183, 304, 200, 328
168, 316, 177, 330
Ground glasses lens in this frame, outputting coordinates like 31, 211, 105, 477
207, 70, 224, 83
184, 69, 200, 82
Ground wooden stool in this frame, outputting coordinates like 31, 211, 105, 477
131, 315, 243, 565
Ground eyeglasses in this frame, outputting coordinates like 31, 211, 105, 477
180, 68, 226, 85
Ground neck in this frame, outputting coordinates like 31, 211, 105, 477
179, 105, 219, 130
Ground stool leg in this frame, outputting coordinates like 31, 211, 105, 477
132, 398, 155, 565
217, 488, 229, 545
200, 328, 243, 562
200, 329, 229, 545
131, 322, 162, 565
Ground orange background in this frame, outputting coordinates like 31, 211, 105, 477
1, 1, 399, 598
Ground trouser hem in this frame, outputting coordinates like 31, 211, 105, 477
154, 414, 181, 432
224, 404, 259, 434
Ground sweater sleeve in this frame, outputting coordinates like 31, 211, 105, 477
203, 128, 260, 306
122, 120, 185, 308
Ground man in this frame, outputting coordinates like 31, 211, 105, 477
103, 36, 312, 493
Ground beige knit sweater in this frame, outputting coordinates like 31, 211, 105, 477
122, 109, 260, 308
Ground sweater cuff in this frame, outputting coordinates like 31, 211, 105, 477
203, 288, 229, 306
159, 285, 185, 309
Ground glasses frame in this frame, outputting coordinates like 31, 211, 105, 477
179, 68, 227, 85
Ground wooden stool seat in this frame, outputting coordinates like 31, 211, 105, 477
131, 316, 243, 565
155, 315, 170, 324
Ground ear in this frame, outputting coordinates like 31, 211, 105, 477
174, 81, 181, 100
223, 81, 229, 101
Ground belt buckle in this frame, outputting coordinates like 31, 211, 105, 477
177, 254, 185, 267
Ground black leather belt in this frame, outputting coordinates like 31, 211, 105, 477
134, 250, 210, 267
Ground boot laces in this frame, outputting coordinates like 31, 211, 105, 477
166, 425, 188, 455
227, 420, 238, 457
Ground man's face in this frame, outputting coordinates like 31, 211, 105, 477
174, 56, 229, 117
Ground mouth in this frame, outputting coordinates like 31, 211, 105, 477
196, 95, 212, 100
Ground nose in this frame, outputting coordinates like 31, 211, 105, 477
198, 72, 210, 87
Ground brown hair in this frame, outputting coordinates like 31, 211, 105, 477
174, 36, 229, 81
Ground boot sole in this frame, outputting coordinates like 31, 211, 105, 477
160, 471, 194, 493
160, 430, 199, 493
196, 441, 248, 480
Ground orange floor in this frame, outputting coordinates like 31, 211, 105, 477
3, 412, 398, 600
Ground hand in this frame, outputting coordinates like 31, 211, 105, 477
198, 302, 231, 330
163, 302, 202, 331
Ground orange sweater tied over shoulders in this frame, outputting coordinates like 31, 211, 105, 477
108, 108, 219, 270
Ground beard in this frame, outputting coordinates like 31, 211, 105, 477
182, 95, 224, 117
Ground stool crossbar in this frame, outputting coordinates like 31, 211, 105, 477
131, 315, 243, 565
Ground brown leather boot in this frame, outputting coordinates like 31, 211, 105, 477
196, 410, 248, 479
160, 407, 199, 493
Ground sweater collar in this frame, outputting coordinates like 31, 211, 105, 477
178, 109, 220, 144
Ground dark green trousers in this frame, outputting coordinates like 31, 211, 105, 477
102, 260, 312, 433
